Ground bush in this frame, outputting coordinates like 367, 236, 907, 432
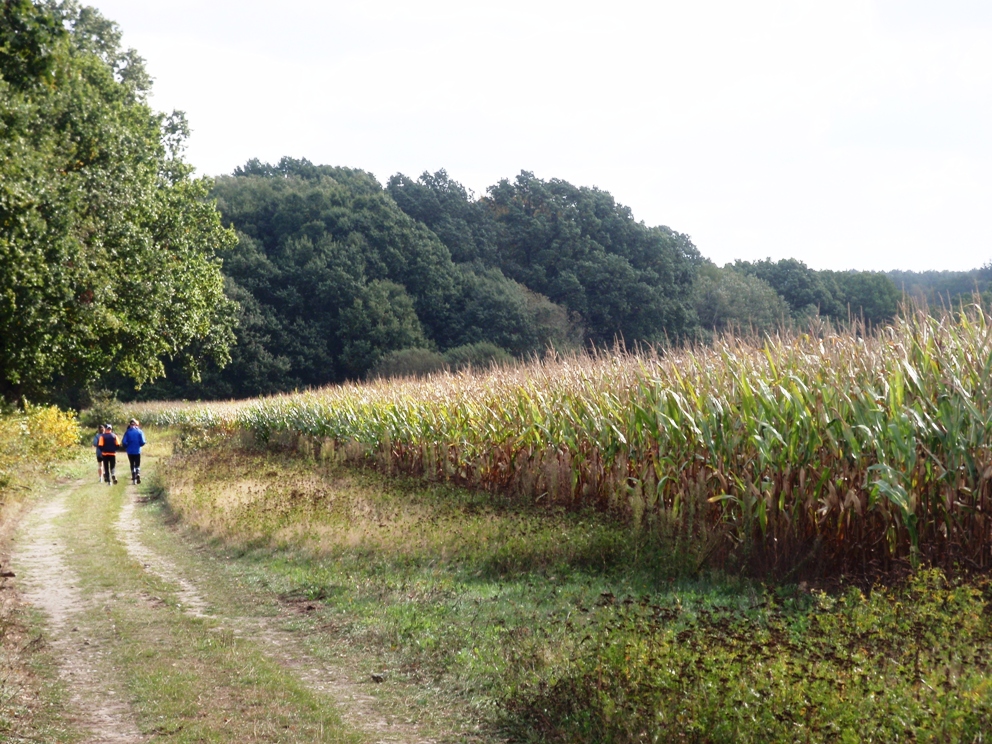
368, 348, 447, 379
501, 570, 992, 743
0, 405, 79, 491
443, 342, 513, 371
80, 391, 127, 429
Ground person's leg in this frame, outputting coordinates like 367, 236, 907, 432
128, 454, 139, 483
133, 453, 141, 484
110, 457, 117, 484
97, 454, 103, 482
103, 457, 111, 483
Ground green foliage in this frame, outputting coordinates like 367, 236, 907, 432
369, 348, 447, 379
392, 170, 703, 346
503, 570, 992, 743
79, 390, 126, 429
733, 258, 843, 318
336, 279, 430, 378
201, 159, 458, 390
0, 1, 236, 403
693, 264, 789, 335
889, 264, 992, 308
370, 343, 514, 380
448, 267, 581, 355
387, 169, 499, 265
733, 258, 901, 326
0, 403, 79, 491
825, 268, 902, 326
443, 342, 513, 371
137, 160, 595, 397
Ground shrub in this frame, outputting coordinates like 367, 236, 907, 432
0, 405, 79, 492
369, 348, 446, 379
80, 391, 127, 429
443, 342, 513, 371
501, 570, 992, 743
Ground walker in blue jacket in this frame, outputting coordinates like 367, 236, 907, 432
121, 420, 147, 485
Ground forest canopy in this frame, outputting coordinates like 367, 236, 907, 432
133, 159, 935, 401
139, 160, 707, 398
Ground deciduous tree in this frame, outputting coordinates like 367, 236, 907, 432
0, 1, 236, 402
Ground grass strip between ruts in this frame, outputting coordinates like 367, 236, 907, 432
56, 468, 360, 743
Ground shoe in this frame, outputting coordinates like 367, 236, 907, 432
136, 474, 141, 484
112, 476, 118, 484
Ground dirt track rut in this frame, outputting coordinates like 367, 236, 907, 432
12, 477, 437, 743
14, 483, 146, 743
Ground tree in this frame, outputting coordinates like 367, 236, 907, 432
825, 270, 901, 327
336, 280, 430, 378
887, 266, 992, 309
694, 264, 790, 335
483, 172, 702, 345
0, 1, 236, 402
732, 259, 842, 319
388, 170, 702, 348
386, 170, 500, 265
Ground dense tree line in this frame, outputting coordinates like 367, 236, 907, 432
134, 162, 954, 400
888, 266, 992, 308
135, 162, 708, 398
387, 170, 702, 345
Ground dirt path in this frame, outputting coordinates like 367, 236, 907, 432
14, 483, 146, 743
115, 490, 436, 744
115, 495, 211, 619
10, 471, 439, 743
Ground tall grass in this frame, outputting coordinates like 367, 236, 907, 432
133, 306, 992, 575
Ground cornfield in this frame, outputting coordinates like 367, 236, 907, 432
132, 306, 992, 575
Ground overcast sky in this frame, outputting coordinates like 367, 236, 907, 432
92, 0, 990, 272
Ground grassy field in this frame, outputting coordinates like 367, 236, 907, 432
159, 437, 992, 742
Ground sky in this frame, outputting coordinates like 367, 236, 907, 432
91, 0, 991, 272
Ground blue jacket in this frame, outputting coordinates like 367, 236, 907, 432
121, 427, 146, 455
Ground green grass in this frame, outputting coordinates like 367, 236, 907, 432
157, 438, 992, 742
0, 603, 80, 743
53, 459, 360, 743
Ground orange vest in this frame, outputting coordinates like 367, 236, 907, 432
98, 433, 118, 457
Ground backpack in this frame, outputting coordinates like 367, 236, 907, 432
100, 432, 118, 455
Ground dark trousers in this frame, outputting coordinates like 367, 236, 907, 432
102, 456, 116, 481
128, 453, 141, 480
